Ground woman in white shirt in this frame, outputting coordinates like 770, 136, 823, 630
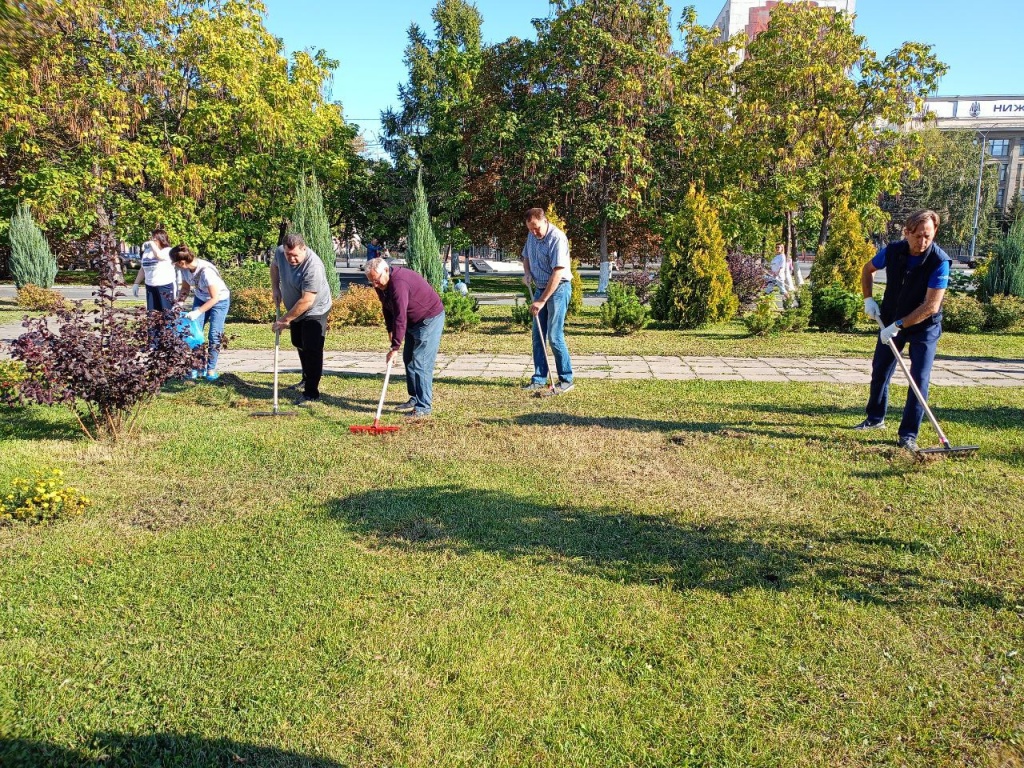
170, 244, 231, 381
132, 228, 176, 311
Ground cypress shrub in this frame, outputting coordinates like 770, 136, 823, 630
810, 281, 861, 332
407, 169, 446, 293
981, 217, 1024, 300
293, 173, 340, 297
9, 202, 57, 289
810, 199, 874, 294
651, 186, 737, 329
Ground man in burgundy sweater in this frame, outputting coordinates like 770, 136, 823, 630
367, 258, 445, 418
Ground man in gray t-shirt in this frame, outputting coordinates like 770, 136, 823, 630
521, 207, 574, 395
271, 233, 334, 404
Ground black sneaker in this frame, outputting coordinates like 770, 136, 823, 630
522, 382, 547, 392
293, 394, 320, 407
897, 435, 919, 451
853, 418, 885, 430
394, 398, 417, 413
285, 379, 306, 392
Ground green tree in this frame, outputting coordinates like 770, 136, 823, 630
530, 0, 674, 262
407, 170, 445, 292
9, 202, 57, 288
809, 198, 874, 293
652, 187, 737, 329
292, 173, 340, 297
881, 129, 999, 246
383, 0, 483, 265
0, 0, 358, 264
734, 2, 946, 247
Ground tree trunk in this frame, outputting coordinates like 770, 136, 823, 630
818, 195, 832, 248
599, 216, 609, 264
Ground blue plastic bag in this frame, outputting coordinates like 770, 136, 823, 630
175, 315, 206, 349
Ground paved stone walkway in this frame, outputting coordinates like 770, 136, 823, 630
219, 349, 1024, 387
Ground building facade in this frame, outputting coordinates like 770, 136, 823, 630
713, 0, 856, 43
917, 96, 1024, 212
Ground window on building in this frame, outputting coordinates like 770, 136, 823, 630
989, 139, 1010, 157
1019, 164, 1024, 189
1000, 163, 1009, 183
997, 188, 1006, 208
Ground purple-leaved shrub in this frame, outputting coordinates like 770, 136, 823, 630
7, 259, 206, 440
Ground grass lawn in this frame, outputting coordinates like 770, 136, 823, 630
0, 376, 1021, 767
222, 304, 1024, 360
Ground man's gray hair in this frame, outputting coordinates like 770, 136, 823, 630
283, 233, 306, 250
365, 257, 389, 278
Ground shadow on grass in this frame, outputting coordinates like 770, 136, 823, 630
0, 406, 86, 442
482, 411, 834, 443
326, 485, 1011, 610
0, 734, 345, 768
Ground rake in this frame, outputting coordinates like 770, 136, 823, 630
350, 356, 401, 435
251, 309, 297, 418
876, 318, 977, 456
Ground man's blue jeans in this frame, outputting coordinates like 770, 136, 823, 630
194, 297, 230, 372
404, 310, 444, 414
866, 321, 941, 439
531, 281, 573, 386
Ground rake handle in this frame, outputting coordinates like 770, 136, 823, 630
876, 318, 951, 449
373, 356, 395, 426
532, 283, 556, 390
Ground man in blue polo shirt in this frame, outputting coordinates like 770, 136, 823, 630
856, 209, 950, 451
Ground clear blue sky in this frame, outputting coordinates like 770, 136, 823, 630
261, 0, 1022, 157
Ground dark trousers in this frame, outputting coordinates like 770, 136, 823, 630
866, 321, 941, 439
146, 283, 176, 313
289, 314, 327, 399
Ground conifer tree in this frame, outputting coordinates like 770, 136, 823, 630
982, 217, 1024, 299
292, 173, 340, 297
652, 186, 736, 329
809, 198, 874, 293
407, 169, 446, 292
9, 202, 57, 289
544, 204, 583, 314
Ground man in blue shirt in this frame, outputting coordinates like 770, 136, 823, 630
857, 210, 950, 451
521, 207, 574, 394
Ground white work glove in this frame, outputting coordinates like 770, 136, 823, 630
863, 297, 881, 321
185, 309, 202, 321
879, 322, 900, 345
132, 285, 140, 297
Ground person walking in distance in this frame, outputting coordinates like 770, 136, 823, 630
856, 210, 950, 451
271, 233, 334, 406
768, 243, 790, 298
366, 258, 444, 419
521, 207, 574, 394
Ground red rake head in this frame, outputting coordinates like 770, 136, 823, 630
350, 419, 400, 435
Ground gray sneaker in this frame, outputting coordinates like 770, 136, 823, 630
854, 418, 885, 430
552, 381, 575, 395
897, 435, 919, 451
394, 398, 417, 413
